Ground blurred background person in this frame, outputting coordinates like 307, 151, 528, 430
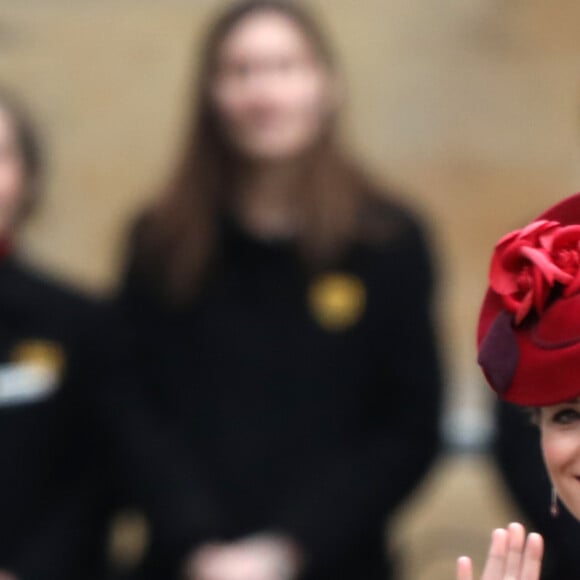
117, 1, 442, 579
0, 88, 116, 579
493, 401, 580, 580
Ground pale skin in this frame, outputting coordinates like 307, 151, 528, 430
210, 8, 339, 242
456, 524, 543, 580
457, 400, 580, 579
0, 106, 25, 238
184, 535, 302, 580
185, 8, 340, 580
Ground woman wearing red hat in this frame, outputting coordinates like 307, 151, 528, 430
457, 192, 580, 579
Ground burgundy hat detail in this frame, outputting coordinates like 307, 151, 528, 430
477, 310, 520, 395
478, 192, 580, 406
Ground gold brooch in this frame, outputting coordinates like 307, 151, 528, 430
308, 273, 367, 331
11, 339, 66, 375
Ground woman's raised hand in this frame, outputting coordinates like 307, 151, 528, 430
456, 523, 543, 580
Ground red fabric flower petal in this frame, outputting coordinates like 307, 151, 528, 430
518, 220, 554, 238
502, 293, 522, 314
488, 219, 580, 325
564, 267, 580, 297
533, 266, 550, 314
490, 240, 530, 295
514, 290, 534, 325
520, 246, 573, 286
550, 225, 580, 248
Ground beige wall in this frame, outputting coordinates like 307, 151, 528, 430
2, 0, 580, 425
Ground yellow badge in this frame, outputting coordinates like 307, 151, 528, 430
11, 339, 66, 376
308, 273, 367, 331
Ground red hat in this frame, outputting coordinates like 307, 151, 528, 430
478, 192, 580, 406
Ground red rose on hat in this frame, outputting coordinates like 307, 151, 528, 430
489, 220, 580, 325
478, 192, 580, 405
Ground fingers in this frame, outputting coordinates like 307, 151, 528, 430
467, 524, 543, 580
519, 533, 543, 580
481, 528, 509, 580
456, 556, 473, 580
504, 522, 526, 578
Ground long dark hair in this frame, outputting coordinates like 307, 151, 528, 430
0, 87, 43, 223
135, 0, 375, 305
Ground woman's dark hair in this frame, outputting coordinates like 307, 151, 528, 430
135, 0, 375, 305
0, 87, 43, 222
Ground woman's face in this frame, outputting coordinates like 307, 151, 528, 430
0, 107, 25, 235
540, 399, 580, 519
210, 10, 336, 163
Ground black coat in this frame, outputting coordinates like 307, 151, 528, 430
117, 198, 442, 580
0, 256, 115, 580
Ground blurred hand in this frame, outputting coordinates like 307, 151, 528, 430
0, 571, 17, 580
185, 533, 302, 580
456, 523, 543, 580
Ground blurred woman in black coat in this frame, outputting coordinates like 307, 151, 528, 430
0, 89, 114, 580
118, 2, 442, 579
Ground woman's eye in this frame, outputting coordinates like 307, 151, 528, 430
551, 408, 580, 424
